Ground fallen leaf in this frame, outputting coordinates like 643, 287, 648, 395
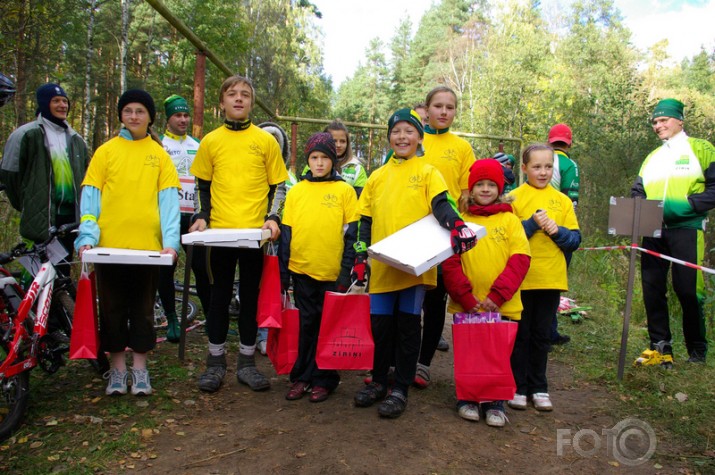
176, 431, 185, 436
45, 419, 58, 426
130, 452, 141, 459
141, 429, 153, 438
91, 397, 101, 404
654, 463, 663, 469
30, 441, 43, 449
608, 461, 619, 467
136, 400, 149, 408
295, 452, 307, 458
174, 447, 182, 451
674, 392, 688, 403
47, 455, 60, 461
659, 383, 666, 393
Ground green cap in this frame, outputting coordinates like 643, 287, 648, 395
652, 98, 684, 121
164, 94, 189, 118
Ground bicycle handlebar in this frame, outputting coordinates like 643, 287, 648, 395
0, 223, 79, 263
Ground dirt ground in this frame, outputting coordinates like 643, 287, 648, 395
132, 328, 686, 475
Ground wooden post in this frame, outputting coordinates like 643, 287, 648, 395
192, 51, 206, 139
617, 197, 642, 380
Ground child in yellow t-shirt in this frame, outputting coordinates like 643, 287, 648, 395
352, 108, 477, 419
507, 144, 581, 412
279, 132, 359, 403
443, 159, 530, 427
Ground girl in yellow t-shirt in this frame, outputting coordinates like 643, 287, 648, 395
443, 159, 531, 427
352, 108, 477, 419
76, 89, 180, 398
507, 144, 581, 413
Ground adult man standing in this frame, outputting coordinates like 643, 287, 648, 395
546, 123, 580, 347
158, 94, 211, 342
1, 83, 89, 264
190, 75, 288, 393
631, 98, 714, 367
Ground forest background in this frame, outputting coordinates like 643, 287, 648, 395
1, 0, 715, 243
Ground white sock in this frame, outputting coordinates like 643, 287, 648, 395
239, 343, 256, 356
208, 342, 225, 357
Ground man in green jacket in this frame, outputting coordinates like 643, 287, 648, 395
631, 98, 715, 367
1, 83, 89, 263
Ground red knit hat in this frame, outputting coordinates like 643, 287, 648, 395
469, 159, 505, 194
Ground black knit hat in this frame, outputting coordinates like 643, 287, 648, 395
118, 89, 156, 125
36, 83, 69, 123
304, 132, 337, 166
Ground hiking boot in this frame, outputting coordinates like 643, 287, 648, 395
165, 312, 180, 343
413, 363, 431, 389
198, 353, 227, 392
378, 389, 408, 418
436, 336, 450, 352
457, 402, 480, 422
105, 368, 128, 396
633, 349, 674, 369
551, 333, 571, 345
131, 368, 153, 396
236, 353, 270, 391
532, 393, 553, 411
687, 350, 706, 364
286, 381, 310, 400
507, 394, 527, 410
354, 382, 387, 407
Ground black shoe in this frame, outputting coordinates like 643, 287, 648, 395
354, 382, 387, 407
687, 351, 706, 364
377, 389, 407, 418
436, 336, 449, 352
551, 334, 571, 345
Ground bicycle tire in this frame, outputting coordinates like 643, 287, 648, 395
154, 297, 198, 330
55, 290, 109, 375
0, 295, 30, 442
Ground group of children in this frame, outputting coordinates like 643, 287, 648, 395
72, 76, 581, 427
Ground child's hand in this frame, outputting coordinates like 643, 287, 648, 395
480, 297, 499, 313
533, 209, 548, 227
542, 217, 558, 236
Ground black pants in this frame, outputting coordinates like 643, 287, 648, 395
371, 311, 422, 394
290, 273, 340, 390
418, 274, 447, 367
206, 246, 262, 346
512, 289, 559, 395
641, 228, 707, 356
157, 214, 211, 315
95, 263, 158, 353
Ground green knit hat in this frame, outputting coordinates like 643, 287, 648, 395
387, 108, 424, 138
164, 94, 190, 118
652, 98, 684, 121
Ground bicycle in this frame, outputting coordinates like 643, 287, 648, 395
154, 280, 199, 331
0, 223, 109, 441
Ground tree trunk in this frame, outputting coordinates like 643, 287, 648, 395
120, 0, 129, 93
15, 0, 28, 124
83, 0, 97, 139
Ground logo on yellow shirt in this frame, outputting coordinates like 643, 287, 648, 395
547, 199, 563, 214
491, 225, 507, 243
441, 149, 458, 162
408, 174, 425, 190
322, 193, 339, 208
145, 155, 160, 167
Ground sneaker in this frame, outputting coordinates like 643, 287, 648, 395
551, 334, 571, 345
309, 386, 331, 403
532, 392, 553, 411
131, 368, 153, 396
457, 403, 480, 422
436, 336, 450, 352
485, 409, 508, 427
354, 382, 387, 407
198, 354, 227, 393
236, 354, 270, 391
377, 389, 407, 418
414, 363, 431, 389
687, 350, 706, 364
257, 340, 268, 356
105, 368, 128, 396
507, 394, 527, 410
285, 381, 310, 400
633, 349, 674, 369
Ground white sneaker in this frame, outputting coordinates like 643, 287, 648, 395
485, 409, 508, 427
507, 394, 527, 410
257, 340, 267, 356
131, 368, 153, 396
105, 368, 128, 396
532, 392, 553, 411
458, 403, 480, 422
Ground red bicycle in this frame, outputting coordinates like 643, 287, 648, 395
0, 223, 108, 441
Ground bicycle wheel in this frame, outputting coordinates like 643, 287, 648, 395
55, 290, 109, 375
0, 295, 30, 442
154, 297, 198, 330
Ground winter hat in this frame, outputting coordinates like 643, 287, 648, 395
547, 123, 572, 146
36, 83, 69, 121
164, 94, 190, 118
387, 108, 424, 138
304, 132, 337, 166
259, 122, 290, 164
494, 152, 515, 166
652, 98, 685, 121
118, 89, 156, 125
469, 158, 505, 195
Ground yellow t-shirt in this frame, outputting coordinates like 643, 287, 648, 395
282, 179, 359, 281
189, 124, 289, 228
509, 183, 579, 291
446, 211, 531, 320
422, 132, 475, 202
83, 135, 180, 251
360, 157, 448, 293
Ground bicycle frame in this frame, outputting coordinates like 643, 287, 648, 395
0, 261, 57, 379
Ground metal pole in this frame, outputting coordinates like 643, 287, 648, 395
178, 244, 194, 361
617, 197, 642, 380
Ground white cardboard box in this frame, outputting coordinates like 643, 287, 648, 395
181, 228, 271, 249
368, 215, 487, 276
82, 247, 174, 266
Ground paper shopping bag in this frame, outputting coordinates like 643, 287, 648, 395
267, 304, 299, 375
69, 269, 100, 359
452, 321, 518, 402
257, 253, 282, 328
316, 290, 373, 370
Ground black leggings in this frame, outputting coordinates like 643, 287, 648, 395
418, 274, 447, 367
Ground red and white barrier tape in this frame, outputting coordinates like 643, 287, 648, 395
577, 244, 715, 275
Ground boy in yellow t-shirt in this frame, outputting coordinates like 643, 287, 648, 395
279, 132, 358, 403
352, 108, 477, 419
189, 75, 289, 393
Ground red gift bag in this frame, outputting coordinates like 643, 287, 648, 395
257, 252, 282, 328
69, 267, 100, 360
267, 303, 299, 375
316, 289, 373, 370
452, 321, 518, 402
